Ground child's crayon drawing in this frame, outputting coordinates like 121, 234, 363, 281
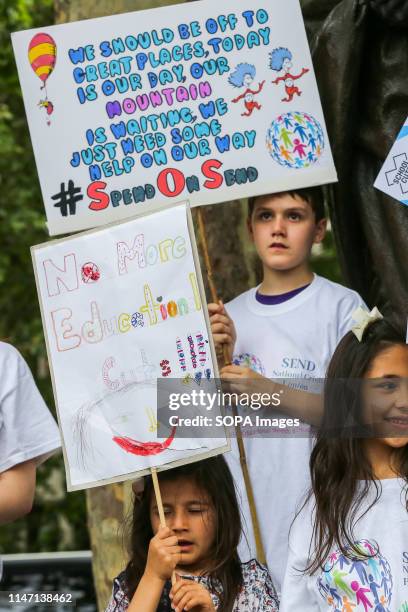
146, 407, 158, 432
33, 204, 224, 489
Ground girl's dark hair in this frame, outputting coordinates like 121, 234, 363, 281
307, 317, 408, 573
124, 456, 243, 611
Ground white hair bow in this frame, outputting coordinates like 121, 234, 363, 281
351, 306, 383, 341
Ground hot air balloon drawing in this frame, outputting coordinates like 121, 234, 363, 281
28, 33, 56, 125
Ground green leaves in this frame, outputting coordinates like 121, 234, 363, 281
0, 0, 89, 555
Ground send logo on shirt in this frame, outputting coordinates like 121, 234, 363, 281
281, 357, 316, 372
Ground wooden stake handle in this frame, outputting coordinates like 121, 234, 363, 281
151, 468, 176, 585
232, 407, 266, 565
197, 208, 219, 305
195, 206, 266, 565
151, 467, 166, 526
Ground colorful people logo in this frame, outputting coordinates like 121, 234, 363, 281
266, 111, 324, 169
28, 33, 56, 125
269, 47, 309, 102
228, 63, 265, 117
233, 353, 265, 376
317, 540, 393, 612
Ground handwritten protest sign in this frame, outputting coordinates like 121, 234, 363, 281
374, 116, 408, 207
32, 203, 227, 490
13, 0, 336, 235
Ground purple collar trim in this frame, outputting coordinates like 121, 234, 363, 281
255, 283, 310, 305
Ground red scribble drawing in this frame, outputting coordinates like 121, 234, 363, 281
112, 424, 177, 456
160, 359, 172, 377
81, 262, 100, 283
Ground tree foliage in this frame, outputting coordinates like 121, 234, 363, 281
0, 0, 89, 553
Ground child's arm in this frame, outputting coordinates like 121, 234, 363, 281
220, 365, 323, 427
170, 578, 216, 612
0, 459, 36, 524
127, 526, 181, 612
208, 302, 236, 365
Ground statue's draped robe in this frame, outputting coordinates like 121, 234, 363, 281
302, 0, 408, 318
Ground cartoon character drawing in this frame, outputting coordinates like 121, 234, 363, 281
28, 33, 56, 125
269, 47, 309, 102
228, 63, 265, 117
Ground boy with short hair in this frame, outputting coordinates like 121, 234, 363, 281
209, 187, 364, 594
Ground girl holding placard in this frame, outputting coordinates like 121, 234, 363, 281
106, 456, 279, 611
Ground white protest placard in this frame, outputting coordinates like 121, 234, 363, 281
13, 0, 337, 236
374, 117, 408, 207
32, 203, 227, 490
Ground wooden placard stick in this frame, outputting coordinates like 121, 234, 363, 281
151, 467, 177, 585
196, 207, 266, 566
151, 467, 166, 526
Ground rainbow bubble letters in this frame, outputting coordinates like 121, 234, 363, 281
32, 204, 223, 490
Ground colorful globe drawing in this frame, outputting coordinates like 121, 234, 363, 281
232, 353, 265, 376
317, 539, 393, 611
266, 111, 324, 169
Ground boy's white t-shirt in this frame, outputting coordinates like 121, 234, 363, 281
0, 342, 61, 473
280, 478, 408, 611
225, 274, 364, 594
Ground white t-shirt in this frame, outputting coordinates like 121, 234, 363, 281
0, 342, 61, 579
225, 274, 364, 593
281, 478, 408, 611
0, 342, 61, 473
